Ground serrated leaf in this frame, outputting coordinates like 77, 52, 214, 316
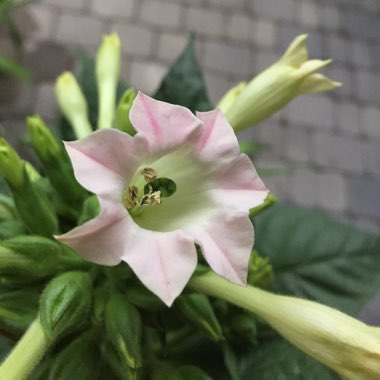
154, 35, 213, 113
253, 203, 380, 315
239, 334, 339, 380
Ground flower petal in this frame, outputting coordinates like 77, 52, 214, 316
129, 92, 202, 153
55, 198, 128, 266
121, 229, 197, 306
195, 109, 240, 165
191, 212, 254, 285
64, 129, 148, 199
212, 154, 269, 211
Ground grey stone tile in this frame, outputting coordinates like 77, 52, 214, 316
284, 127, 311, 163
311, 132, 339, 167
355, 70, 380, 102
334, 136, 365, 173
336, 100, 361, 136
140, 0, 181, 29
347, 175, 380, 219
296, 0, 319, 28
352, 41, 372, 69
315, 172, 347, 213
34, 82, 59, 121
361, 105, 380, 138
129, 60, 167, 94
42, 0, 87, 10
14, 4, 57, 41
227, 13, 252, 43
320, 4, 341, 31
287, 168, 317, 207
251, 19, 276, 48
55, 13, 105, 46
203, 71, 230, 106
203, 40, 253, 76
112, 23, 153, 57
254, 50, 278, 72
325, 64, 353, 98
286, 94, 335, 130
343, 10, 380, 40
363, 139, 380, 176
186, 7, 225, 37
249, 0, 295, 21
22, 42, 73, 82
91, 0, 135, 19
326, 35, 350, 64
157, 33, 187, 63
208, 0, 246, 10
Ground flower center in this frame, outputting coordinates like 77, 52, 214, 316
123, 167, 177, 217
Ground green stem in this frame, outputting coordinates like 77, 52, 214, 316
189, 272, 276, 319
0, 318, 51, 380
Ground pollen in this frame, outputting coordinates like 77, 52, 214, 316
123, 185, 139, 209
141, 167, 157, 183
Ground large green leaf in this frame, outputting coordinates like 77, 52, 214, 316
240, 333, 338, 380
253, 203, 380, 315
59, 53, 128, 140
154, 36, 213, 113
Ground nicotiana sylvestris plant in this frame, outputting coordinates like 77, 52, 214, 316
0, 32, 379, 380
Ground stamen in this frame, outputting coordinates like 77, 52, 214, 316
141, 167, 157, 183
123, 185, 139, 209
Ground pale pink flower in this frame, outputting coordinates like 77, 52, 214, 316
56, 92, 268, 306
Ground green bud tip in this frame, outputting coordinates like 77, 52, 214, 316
0, 138, 24, 188
27, 115, 61, 159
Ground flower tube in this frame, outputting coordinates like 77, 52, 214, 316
222, 35, 341, 132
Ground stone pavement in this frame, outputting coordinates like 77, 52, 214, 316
0, 0, 379, 233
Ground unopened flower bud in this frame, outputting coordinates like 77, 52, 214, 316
39, 271, 92, 339
224, 34, 341, 132
113, 87, 137, 135
27, 115, 86, 203
55, 71, 93, 139
50, 330, 101, 379
96, 32, 121, 129
217, 81, 246, 115
11, 168, 58, 237
0, 289, 39, 336
175, 293, 224, 341
105, 293, 142, 374
247, 250, 274, 288
0, 236, 74, 284
0, 138, 24, 189
0, 194, 16, 221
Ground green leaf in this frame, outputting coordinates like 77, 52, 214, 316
0, 56, 30, 81
253, 203, 380, 315
154, 35, 213, 113
240, 333, 338, 380
59, 52, 128, 140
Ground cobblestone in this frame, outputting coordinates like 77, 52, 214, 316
336, 100, 361, 135
91, 0, 135, 19
297, 1, 319, 28
287, 95, 334, 130
203, 41, 253, 76
361, 105, 380, 138
157, 33, 187, 63
186, 7, 225, 37
112, 23, 153, 57
249, 0, 295, 21
347, 175, 380, 220
55, 13, 105, 46
140, 1, 181, 29
129, 60, 167, 94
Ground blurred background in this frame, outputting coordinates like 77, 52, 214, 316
0, 0, 379, 233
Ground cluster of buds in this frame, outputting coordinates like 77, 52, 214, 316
0, 30, 377, 380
